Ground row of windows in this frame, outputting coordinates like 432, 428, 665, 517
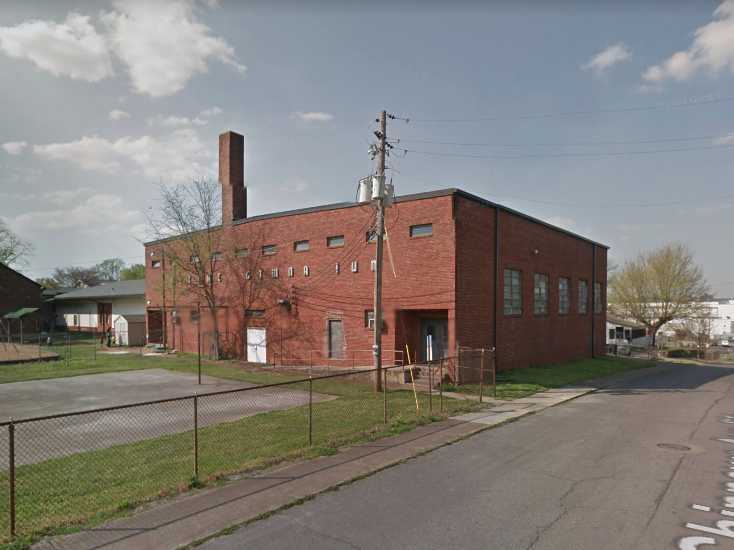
504, 269, 603, 317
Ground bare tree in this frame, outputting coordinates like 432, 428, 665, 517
0, 219, 32, 267
609, 243, 709, 346
147, 179, 225, 356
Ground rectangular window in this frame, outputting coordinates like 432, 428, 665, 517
151, 259, 161, 269
365, 310, 375, 329
235, 248, 249, 258
271, 268, 279, 279
503, 268, 522, 316
594, 282, 603, 314
262, 244, 277, 256
558, 277, 570, 315
245, 309, 265, 318
534, 273, 549, 315
579, 280, 588, 314
410, 223, 433, 238
294, 240, 310, 252
212, 251, 223, 261
366, 230, 377, 243
190, 254, 200, 264
327, 235, 345, 248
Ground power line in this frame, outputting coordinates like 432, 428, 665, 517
402, 95, 734, 123
396, 142, 734, 160
395, 134, 724, 149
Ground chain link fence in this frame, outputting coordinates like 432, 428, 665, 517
0, 363, 481, 543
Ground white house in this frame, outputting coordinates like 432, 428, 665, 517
53, 280, 146, 346
659, 299, 734, 344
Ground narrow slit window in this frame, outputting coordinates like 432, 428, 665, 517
327, 235, 345, 248
410, 223, 433, 238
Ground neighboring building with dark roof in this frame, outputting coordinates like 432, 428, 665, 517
0, 263, 42, 337
52, 280, 145, 345
144, 131, 608, 374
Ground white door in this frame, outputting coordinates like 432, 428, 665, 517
247, 328, 267, 363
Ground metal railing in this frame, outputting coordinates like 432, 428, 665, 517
0, 362, 477, 542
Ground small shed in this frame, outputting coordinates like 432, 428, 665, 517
113, 314, 146, 346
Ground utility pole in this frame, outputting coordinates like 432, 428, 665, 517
373, 110, 387, 392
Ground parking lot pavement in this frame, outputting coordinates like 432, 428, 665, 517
0, 369, 328, 466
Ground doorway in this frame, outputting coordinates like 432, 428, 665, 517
247, 327, 267, 363
147, 309, 163, 344
420, 318, 448, 362
327, 319, 344, 359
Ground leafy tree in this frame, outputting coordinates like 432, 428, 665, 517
609, 243, 709, 346
51, 266, 101, 288
95, 258, 125, 281
36, 277, 60, 289
0, 219, 32, 267
120, 263, 146, 280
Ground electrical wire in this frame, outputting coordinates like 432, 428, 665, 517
402, 95, 734, 123
396, 142, 734, 160
396, 134, 725, 148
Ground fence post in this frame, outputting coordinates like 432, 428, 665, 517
383, 368, 388, 424
193, 394, 199, 480
197, 321, 202, 385
38, 333, 41, 359
8, 420, 15, 540
439, 359, 444, 413
428, 362, 433, 415
479, 349, 485, 404
93, 329, 97, 363
493, 351, 497, 398
308, 377, 313, 446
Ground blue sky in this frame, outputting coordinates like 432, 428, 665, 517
1, 1, 733, 295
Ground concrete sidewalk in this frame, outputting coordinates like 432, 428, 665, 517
34, 386, 594, 550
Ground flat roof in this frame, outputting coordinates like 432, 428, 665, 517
54, 280, 145, 301
145, 188, 608, 249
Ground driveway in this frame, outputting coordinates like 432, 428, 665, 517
0, 369, 327, 467
201, 362, 734, 550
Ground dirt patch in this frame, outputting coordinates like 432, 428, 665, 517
0, 343, 58, 364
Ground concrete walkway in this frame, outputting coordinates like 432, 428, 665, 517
33, 386, 594, 550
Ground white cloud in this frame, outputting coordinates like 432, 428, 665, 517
714, 132, 734, 145
281, 177, 310, 193
643, 1, 734, 83
42, 187, 94, 205
33, 128, 214, 181
147, 114, 207, 128
102, 0, 246, 97
293, 111, 335, 122
582, 42, 631, 75
14, 193, 142, 235
1, 141, 28, 155
0, 13, 113, 81
109, 109, 130, 120
199, 106, 223, 117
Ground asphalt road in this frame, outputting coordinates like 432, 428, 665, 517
201, 362, 734, 550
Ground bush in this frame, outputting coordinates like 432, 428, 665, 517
666, 349, 700, 358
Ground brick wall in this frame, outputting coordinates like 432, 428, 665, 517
0, 264, 42, 333
145, 189, 607, 373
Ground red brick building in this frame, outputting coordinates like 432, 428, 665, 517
144, 131, 607, 372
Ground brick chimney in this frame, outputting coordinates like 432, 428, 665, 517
219, 131, 246, 225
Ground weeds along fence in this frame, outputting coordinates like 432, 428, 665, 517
0, 364, 479, 543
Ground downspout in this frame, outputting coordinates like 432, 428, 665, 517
494, 206, 500, 367
591, 243, 596, 357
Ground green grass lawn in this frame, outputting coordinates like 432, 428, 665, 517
457, 356, 653, 399
0, 368, 478, 547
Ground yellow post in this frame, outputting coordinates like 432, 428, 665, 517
405, 344, 420, 414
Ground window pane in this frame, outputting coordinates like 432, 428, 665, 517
294, 240, 310, 252
559, 277, 570, 314
504, 268, 522, 316
235, 248, 249, 258
410, 224, 433, 237
578, 280, 588, 314
534, 273, 549, 315
262, 244, 277, 255
327, 235, 345, 248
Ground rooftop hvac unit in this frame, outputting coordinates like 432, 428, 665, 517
358, 176, 373, 202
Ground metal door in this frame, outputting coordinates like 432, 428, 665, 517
420, 319, 448, 362
247, 327, 267, 363
328, 319, 344, 359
